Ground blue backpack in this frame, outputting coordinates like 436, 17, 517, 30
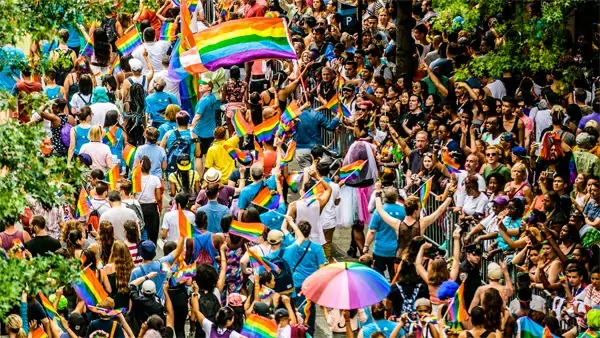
166, 130, 191, 174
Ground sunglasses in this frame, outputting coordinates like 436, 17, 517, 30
486, 153, 498, 157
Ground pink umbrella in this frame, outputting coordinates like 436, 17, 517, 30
301, 262, 391, 309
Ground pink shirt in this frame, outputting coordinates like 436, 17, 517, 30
79, 141, 113, 172
520, 114, 534, 133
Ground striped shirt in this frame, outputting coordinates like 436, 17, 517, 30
127, 242, 143, 266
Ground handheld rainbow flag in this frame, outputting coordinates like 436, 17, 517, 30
115, 28, 143, 56
131, 165, 142, 194
281, 100, 302, 125
194, 18, 297, 71
80, 36, 94, 57
252, 187, 281, 211
442, 150, 461, 174
168, 36, 201, 113
173, 0, 199, 12
223, 144, 253, 164
253, 140, 264, 164
76, 187, 93, 218
87, 306, 126, 318
112, 58, 122, 75
366, 113, 376, 128
324, 94, 340, 114
303, 181, 326, 206
106, 165, 120, 190
286, 171, 303, 193
248, 249, 279, 272
302, 299, 312, 323
338, 160, 367, 182
160, 22, 178, 41
122, 144, 137, 168
447, 282, 468, 326
340, 52, 348, 60
232, 108, 253, 137
419, 177, 433, 210
578, 329, 599, 338
173, 263, 197, 284
240, 314, 278, 338
254, 114, 280, 142
72, 267, 108, 306
31, 327, 48, 338
38, 292, 59, 319
281, 140, 296, 165
516, 317, 559, 338
229, 220, 265, 242
337, 75, 345, 93
340, 102, 352, 118
178, 206, 199, 238
105, 126, 118, 146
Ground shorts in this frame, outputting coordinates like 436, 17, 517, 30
249, 78, 269, 94
199, 137, 214, 155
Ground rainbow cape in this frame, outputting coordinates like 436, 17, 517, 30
72, 267, 108, 306
87, 306, 125, 318
338, 160, 366, 182
442, 150, 461, 174
223, 144, 253, 164
240, 314, 278, 338
160, 21, 178, 41
252, 187, 281, 211
324, 94, 340, 114
254, 114, 280, 142
115, 28, 143, 56
229, 220, 264, 242
419, 177, 433, 210
122, 144, 136, 168
232, 108, 253, 136
303, 181, 326, 206
286, 171, 303, 193
105, 126, 117, 146
131, 165, 142, 194
194, 18, 297, 71
178, 206, 199, 238
248, 249, 279, 272
516, 317, 559, 338
106, 165, 120, 190
76, 187, 93, 218
281, 100, 302, 125
281, 140, 296, 165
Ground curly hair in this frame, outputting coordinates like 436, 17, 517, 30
109, 241, 135, 293
98, 221, 115, 264
61, 220, 84, 243
427, 258, 449, 287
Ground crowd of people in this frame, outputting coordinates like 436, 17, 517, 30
2, 0, 600, 337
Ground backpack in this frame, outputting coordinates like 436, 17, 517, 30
377, 64, 389, 78
101, 18, 118, 43
53, 48, 73, 86
398, 283, 422, 315
193, 290, 221, 337
87, 201, 109, 232
60, 116, 72, 147
270, 248, 295, 293
166, 130, 192, 175
289, 324, 309, 338
125, 201, 145, 231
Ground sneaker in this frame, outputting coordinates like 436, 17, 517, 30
347, 246, 357, 258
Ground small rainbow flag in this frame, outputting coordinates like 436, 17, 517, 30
160, 21, 178, 41
447, 282, 468, 325
223, 144, 253, 164
122, 144, 137, 168
87, 306, 125, 318
357, 66, 363, 76
303, 181, 326, 206
173, 0, 199, 12
578, 329, 598, 338
252, 187, 281, 211
254, 114, 280, 142
240, 314, 278, 338
106, 165, 120, 190
76, 187, 93, 218
442, 150, 461, 174
324, 94, 340, 114
302, 299, 312, 322
253, 140, 264, 164
341, 103, 352, 118
516, 317, 559, 338
229, 220, 264, 242
286, 171, 303, 193
419, 177, 433, 210
232, 108, 253, 137
72, 267, 108, 306
366, 113, 375, 128
337, 75, 345, 93
259, 286, 275, 300
38, 292, 58, 320
115, 28, 143, 56
338, 160, 366, 182
340, 52, 348, 60
280, 140, 296, 165
178, 205, 199, 238
80, 36, 94, 57
281, 100, 302, 125
248, 249, 279, 272
105, 126, 117, 146
131, 165, 142, 194
31, 327, 48, 338
112, 58, 122, 75
173, 263, 197, 284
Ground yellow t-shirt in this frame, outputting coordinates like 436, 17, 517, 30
205, 136, 239, 184
168, 170, 200, 194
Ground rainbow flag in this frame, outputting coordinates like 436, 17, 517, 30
338, 160, 366, 181
302, 299, 312, 322
160, 21, 178, 41
116, 28, 143, 56
303, 182, 326, 206
168, 37, 200, 113
252, 187, 281, 211
340, 52, 348, 60
579, 329, 599, 338
76, 187, 93, 218
286, 171, 303, 193
172, 0, 199, 11
131, 165, 142, 194
232, 108, 253, 137
80, 36, 94, 57
178, 206, 199, 238
259, 286, 275, 300
105, 126, 117, 146
31, 327, 48, 338
340, 103, 352, 118
281, 140, 296, 165
173, 263, 197, 284
447, 282, 468, 325
366, 113, 375, 128
281, 100, 302, 125
106, 165, 120, 190
72, 267, 108, 306
240, 314, 278, 338
87, 306, 125, 318
112, 58, 121, 75
254, 114, 280, 142
516, 317, 559, 338
229, 220, 264, 242
194, 18, 297, 71
442, 150, 461, 174
324, 94, 340, 114
223, 144, 253, 164
419, 177, 433, 210
337, 75, 345, 93
248, 249, 279, 272
122, 144, 136, 168
253, 140, 264, 163
357, 66, 363, 76
38, 292, 58, 319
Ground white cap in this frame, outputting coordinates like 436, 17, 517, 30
141, 280, 156, 295
129, 58, 143, 72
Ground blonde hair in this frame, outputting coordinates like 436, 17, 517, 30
7, 314, 26, 338
88, 125, 105, 142
165, 104, 181, 122
513, 162, 527, 174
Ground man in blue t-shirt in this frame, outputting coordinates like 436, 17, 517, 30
160, 111, 200, 172
365, 186, 405, 278
236, 163, 278, 218
135, 127, 167, 178
192, 80, 221, 167
145, 77, 179, 127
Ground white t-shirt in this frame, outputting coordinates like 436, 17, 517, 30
485, 79, 507, 99
90, 102, 119, 126
201, 318, 241, 338
70, 93, 92, 113
277, 325, 291, 338
90, 198, 111, 218
99, 206, 139, 241
319, 181, 340, 230
161, 209, 195, 242
454, 171, 487, 208
462, 193, 489, 216
132, 41, 172, 76
135, 175, 162, 203
79, 142, 113, 172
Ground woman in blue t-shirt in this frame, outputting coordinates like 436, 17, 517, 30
68, 106, 92, 162
103, 110, 128, 172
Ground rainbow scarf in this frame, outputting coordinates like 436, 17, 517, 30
338, 160, 366, 182
122, 144, 136, 168
232, 108, 253, 136
106, 165, 120, 190
252, 187, 281, 211
105, 126, 118, 146
115, 28, 143, 56
324, 94, 340, 114
72, 267, 108, 306
254, 114, 280, 142
80, 36, 94, 57
240, 314, 278, 338
280, 140, 296, 165
76, 187, 93, 218
281, 100, 302, 125
419, 177, 433, 210
286, 171, 303, 193
194, 18, 297, 71
178, 206, 199, 238
131, 165, 142, 194
248, 249, 279, 272
223, 144, 253, 164
229, 220, 265, 242
160, 21, 178, 41
303, 182, 325, 206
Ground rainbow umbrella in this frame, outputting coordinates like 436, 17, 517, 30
301, 262, 390, 309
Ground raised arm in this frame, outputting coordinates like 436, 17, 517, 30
374, 183, 400, 232
415, 243, 430, 282
216, 243, 227, 293
421, 196, 453, 233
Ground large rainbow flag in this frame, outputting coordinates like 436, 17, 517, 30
72, 267, 108, 306
516, 317, 558, 337
240, 314, 278, 338
115, 28, 143, 56
194, 18, 297, 71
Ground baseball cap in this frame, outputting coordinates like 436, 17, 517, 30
511, 146, 529, 159
67, 313, 86, 335
501, 132, 514, 142
142, 280, 156, 295
267, 230, 283, 245
253, 302, 271, 317
492, 195, 509, 206
129, 58, 143, 72
176, 153, 192, 171
342, 83, 355, 91
274, 308, 289, 320
139, 240, 157, 260
465, 243, 482, 255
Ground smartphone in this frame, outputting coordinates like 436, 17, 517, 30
534, 142, 541, 156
